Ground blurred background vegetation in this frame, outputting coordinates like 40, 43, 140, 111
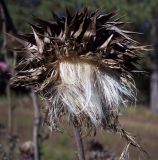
0, 0, 158, 160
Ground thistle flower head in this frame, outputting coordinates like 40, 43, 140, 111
11, 8, 143, 132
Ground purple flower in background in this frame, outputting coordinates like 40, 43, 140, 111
0, 61, 11, 76
0, 61, 8, 72
0, 61, 11, 94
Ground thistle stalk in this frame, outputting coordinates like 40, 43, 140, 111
73, 127, 85, 160
31, 90, 41, 160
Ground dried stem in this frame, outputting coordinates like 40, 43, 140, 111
6, 85, 12, 133
73, 126, 85, 160
31, 90, 41, 160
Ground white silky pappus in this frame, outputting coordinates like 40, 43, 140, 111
50, 61, 136, 128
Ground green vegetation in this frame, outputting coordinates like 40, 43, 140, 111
6, 0, 158, 31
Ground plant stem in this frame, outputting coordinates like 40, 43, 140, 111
73, 126, 85, 160
6, 85, 12, 133
31, 90, 41, 160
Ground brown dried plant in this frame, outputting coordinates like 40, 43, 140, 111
10, 8, 147, 156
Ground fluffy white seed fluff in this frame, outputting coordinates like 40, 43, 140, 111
49, 61, 136, 127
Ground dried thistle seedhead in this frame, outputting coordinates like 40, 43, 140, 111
11, 8, 143, 132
